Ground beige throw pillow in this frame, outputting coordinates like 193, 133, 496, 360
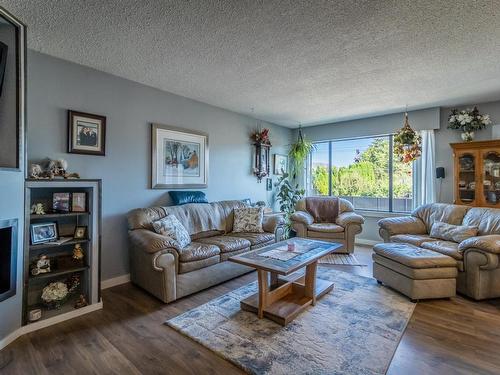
233, 207, 264, 233
152, 215, 191, 248
430, 221, 478, 243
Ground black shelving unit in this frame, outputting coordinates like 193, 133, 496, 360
23, 179, 102, 328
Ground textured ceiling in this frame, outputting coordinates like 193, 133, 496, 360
3, 0, 500, 127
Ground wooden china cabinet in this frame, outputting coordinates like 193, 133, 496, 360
451, 140, 500, 208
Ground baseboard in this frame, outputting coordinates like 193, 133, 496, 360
0, 328, 23, 352
0, 301, 104, 351
101, 274, 130, 289
356, 238, 381, 246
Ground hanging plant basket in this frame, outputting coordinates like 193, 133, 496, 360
289, 127, 315, 178
394, 113, 422, 163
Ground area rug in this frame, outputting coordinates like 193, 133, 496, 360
166, 269, 415, 375
318, 253, 366, 266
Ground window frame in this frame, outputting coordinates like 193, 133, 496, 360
308, 134, 412, 213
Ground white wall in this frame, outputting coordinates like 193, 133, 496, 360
27, 51, 292, 280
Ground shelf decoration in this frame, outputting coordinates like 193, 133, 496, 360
448, 106, 492, 142
394, 112, 422, 163
41, 281, 69, 310
251, 128, 272, 182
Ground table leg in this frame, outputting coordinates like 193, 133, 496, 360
270, 272, 279, 287
304, 261, 318, 306
257, 270, 269, 319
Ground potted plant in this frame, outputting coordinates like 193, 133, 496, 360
448, 106, 492, 142
289, 126, 315, 178
275, 171, 305, 238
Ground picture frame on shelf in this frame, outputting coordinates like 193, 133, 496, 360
73, 226, 88, 240
53, 192, 71, 213
71, 192, 86, 212
273, 154, 288, 175
151, 123, 208, 189
68, 110, 106, 156
31, 222, 58, 245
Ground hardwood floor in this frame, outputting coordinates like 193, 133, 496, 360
2, 245, 500, 375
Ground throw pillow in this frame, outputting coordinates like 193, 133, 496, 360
430, 221, 478, 243
232, 207, 264, 233
152, 215, 191, 248
169, 191, 208, 205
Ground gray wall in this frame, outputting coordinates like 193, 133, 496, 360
27, 51, 292, 280
436, 101, 498, 203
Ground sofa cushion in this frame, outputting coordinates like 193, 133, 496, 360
307, 223, 344, 233
373, 243, 457, 268
421, 240, 462, 260
429, 221, 478, 243
178, 242, 220, 262
197, 235, 251, 253
220, 248, 251, 262
227, 232, 274, 246
390, 234, 437, 246
152, 215, 191, 248
232, 207, 264, 233
372, 253, 458, 279
413, 203, 470, 232
305, 196, 339, 223
462, 207, 500, 236
178, 255, 220, 273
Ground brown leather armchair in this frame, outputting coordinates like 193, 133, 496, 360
290, 197, 364, 253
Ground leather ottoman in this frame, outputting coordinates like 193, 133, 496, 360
372, 243, 458, 301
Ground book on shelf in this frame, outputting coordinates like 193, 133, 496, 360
49, 237, 74, 246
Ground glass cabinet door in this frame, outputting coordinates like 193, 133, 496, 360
482, 150, 500, 206
457, 152, 476, 204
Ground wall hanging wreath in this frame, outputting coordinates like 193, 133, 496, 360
394, 112, 422, 163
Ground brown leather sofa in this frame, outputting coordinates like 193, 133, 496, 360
378, 203, 500, 300
127, 200, 285, 303
290, 197, 364, 253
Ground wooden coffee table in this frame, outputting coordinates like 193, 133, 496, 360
228, 238, 342, 326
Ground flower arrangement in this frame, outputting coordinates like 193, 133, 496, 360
41, 282, 69, 309
394, 113, 422, 163
252, 128, 271, 145
448, 106, 491, 142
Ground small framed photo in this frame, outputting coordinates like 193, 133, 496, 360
31, 222, 58, 245
73, 226, 88, 240
53, 192, 71, 213
72, 192, 87, 212
266, 178, 273, 191
273, 154, 288, 175
68, 110, 106, 156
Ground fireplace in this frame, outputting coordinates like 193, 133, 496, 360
0, 219, 17, 303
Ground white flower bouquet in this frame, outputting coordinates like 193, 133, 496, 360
448, 107, 491, 142
41, 281, 69, 309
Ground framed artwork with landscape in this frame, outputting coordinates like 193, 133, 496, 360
68, 110, 106, 156
151, 123, 208, 189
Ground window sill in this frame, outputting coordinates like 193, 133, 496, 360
356, 210, 410, 218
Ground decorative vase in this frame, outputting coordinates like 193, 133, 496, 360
461, 131, 475, 142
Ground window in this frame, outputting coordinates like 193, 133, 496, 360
307, 135, 413, 212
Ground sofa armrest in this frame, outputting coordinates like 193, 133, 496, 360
459, 235, 500, 254
262, 214, 285, 233
129, 228, 180, 254
336, 212, 364, 228
377, 216, 427, 236
290, 211, 314, 225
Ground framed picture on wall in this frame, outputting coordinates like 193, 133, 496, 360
68, 110, 106, 156
151, 123, 209, 189
273, 154, 288, 175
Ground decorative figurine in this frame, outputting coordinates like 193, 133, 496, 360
28, 309, 42, 322
74, 294, 88, 309
72, 243, 84, 260
29, 159, 80, 180
30, 203, 46, 215
31, 255, 51, 276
